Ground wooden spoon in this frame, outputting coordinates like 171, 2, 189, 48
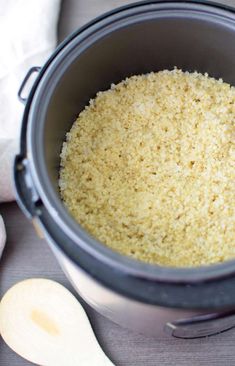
0, 278, 114, 366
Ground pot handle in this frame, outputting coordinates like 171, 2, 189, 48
165, 310, 235, 338
18, 66, 41, 104
14, 156, 41, 219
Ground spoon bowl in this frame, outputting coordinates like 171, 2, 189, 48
0, 279, 114, 366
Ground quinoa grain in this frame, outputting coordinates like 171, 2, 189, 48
59, 69, 235, 267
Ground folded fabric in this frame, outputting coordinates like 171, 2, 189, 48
0, 139, 18, 202
0, 0, 61, 201
0, 0, 61, 258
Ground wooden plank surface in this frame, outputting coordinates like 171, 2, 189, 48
1, 0, 235, 365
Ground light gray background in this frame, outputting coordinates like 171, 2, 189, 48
1, 0, 235, 365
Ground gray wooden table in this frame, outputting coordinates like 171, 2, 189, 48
1, 1, 235, 365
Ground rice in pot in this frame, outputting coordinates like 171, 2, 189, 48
59, 69, 235, 267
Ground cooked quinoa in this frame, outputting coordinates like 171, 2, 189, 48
59, 69, 235, 267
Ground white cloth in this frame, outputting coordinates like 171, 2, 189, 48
0, 0, 61, 257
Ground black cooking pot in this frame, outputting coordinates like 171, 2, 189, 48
15, 0, 235, 338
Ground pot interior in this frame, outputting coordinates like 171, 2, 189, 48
40, 4, 235, 194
